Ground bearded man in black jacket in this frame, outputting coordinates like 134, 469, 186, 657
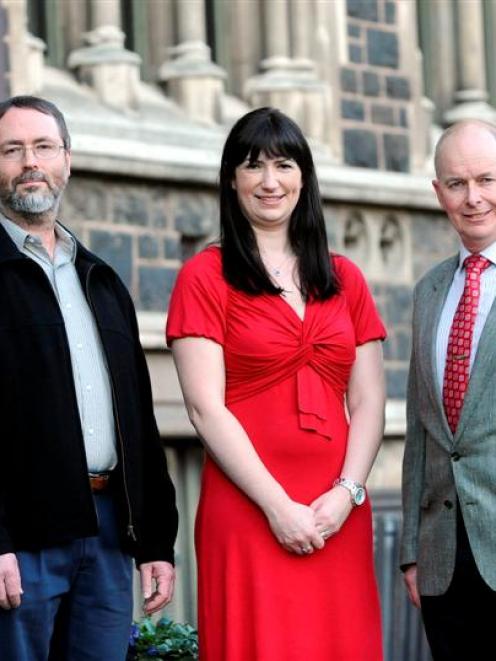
0, 96, 178, 661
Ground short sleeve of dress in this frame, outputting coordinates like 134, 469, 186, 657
166, 247, 228, 347
333, 254, 387, 345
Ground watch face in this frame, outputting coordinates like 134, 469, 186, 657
354, 487, 366, 506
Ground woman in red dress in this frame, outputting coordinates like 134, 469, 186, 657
167, 108, 386, 660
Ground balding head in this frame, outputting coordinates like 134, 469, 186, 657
434, 120, 496, 177
432, 119, 496, 252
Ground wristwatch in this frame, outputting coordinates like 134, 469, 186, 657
333, 477, 366, 506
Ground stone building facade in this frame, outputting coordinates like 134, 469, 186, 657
1, 0, 493, 646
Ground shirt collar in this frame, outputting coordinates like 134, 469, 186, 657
0, 213, 76, 262
459, 241, 496, 269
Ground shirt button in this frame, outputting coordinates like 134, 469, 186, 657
66, 303, 72, 310
451, 452, 461, 461
86, 385, 92, 391
77, 343, 83, 349
443, 500, 454, 509
88, 428, 94, 435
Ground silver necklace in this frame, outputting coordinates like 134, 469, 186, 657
262, 252, 294, 277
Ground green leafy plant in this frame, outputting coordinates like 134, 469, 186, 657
127, 617, 199, 660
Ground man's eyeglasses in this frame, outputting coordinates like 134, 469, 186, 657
0, 143, 66, 161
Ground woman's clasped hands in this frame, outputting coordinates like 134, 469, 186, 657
265, 486, 353, 556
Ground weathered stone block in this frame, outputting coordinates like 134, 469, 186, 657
410, 213, 458, 280
348, 24, 361, 38
113, 191, 149, 226
386, 76, 411, 100
340, 67, 358, 93
343, 129, 378, 168
347, 0, 378, 21
150, 190, 170, 228
386, 368, 408, 399
367, 30, 399, 68
363, 71, 381, 96
385, 2, 396, 24
396, 328, 412, 361
139, 235, 160, 259
174, 196, 215, 237
349, 45, 362, 64
152, 206, 168, 228
399, 107, 408, 128
341, 99, 365, 120
371, 104, 395, 125
90, 230, 132, 290
138, 266, 177, 311
164, 236, 181, 260
385, 285, 413, 325
384, 133, 409, 172
62, 179, 107, 221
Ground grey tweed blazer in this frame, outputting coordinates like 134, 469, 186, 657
400, 254, 496, 595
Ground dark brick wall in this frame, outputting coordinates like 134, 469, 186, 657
60, 174, 217, 311
341, 0, 412, 172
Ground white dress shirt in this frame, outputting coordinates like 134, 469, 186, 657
436, 241, 496, 393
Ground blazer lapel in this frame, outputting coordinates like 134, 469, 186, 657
418, 256, 459, 443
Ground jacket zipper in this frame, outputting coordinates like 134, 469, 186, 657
85, 264, 137, 542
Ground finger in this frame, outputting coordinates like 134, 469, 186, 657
156, 574, 174, 601
409, 583, 421, 609
309, 531, 325, 550
403, 575, 420, 608
4, 572, 22, 609
0, 585, 9, 610
143, 589, 171, 615
296, 544, 314, 555
140, 566, 153, 600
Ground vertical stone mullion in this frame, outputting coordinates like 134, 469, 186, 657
417, 0, 457, 124
68, 0, 141, 110
176, 0, 207, 44
456, 0, 487, 96
262, 0, 290, 65
444, 0, 496, 123
482, 0, 496, 108
289, 0, 312, 65
90, 0, 122, 29
226, 0, 262, 99
158, 0, 226, 123
146, 0, 174, 78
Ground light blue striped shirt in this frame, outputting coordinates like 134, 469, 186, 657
436, 241, 496, 393
0, 215, 117, 472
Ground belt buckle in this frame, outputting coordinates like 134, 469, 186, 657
89, 472, 110, 493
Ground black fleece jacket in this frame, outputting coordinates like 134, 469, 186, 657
0, 223, 178, 566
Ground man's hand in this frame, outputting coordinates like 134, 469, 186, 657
139, 561, 175, 615
403, 564, 420, 608
0, 553, 22, 610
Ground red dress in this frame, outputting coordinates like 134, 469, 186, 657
167, 247, 386, 661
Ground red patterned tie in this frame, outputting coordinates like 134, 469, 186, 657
443, 254, 491, 433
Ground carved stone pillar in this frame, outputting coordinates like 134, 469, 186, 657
159, 0, 225, 125
444, 0, 496, 123
245, 0, 331, 145
67, 0, 141, 111
1, 0, 46, 96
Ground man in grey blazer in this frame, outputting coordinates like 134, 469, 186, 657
401, 120, 496, 660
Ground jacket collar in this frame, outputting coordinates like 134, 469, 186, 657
0, 218, 108, 274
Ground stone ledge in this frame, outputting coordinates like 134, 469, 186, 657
71, 133, 437, 209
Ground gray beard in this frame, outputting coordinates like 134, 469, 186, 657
4, 189, 60, 219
